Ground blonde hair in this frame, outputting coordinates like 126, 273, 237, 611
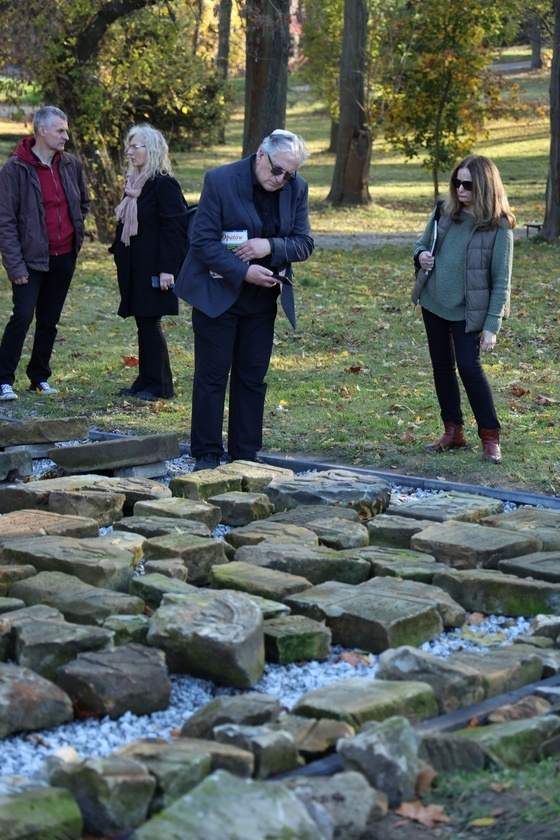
124, 124, 172, 179
444, 154, 515, 230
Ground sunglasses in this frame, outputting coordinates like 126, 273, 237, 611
267, 153, 296, 182
452, 177, 473, 191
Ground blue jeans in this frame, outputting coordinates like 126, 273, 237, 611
0, 253, 75, 387
422, 307, 500, 431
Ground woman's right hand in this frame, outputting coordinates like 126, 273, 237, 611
418, 250, 434, 272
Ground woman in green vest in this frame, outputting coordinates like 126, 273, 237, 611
413, 155, 515, 463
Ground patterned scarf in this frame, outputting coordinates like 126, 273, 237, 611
115, 169, 149, 246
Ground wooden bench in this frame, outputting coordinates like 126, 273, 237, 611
525, 222, 543, 237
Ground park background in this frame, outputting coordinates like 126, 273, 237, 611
0, 5, 559, 498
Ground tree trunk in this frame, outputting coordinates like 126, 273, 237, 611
326, 0, 371, 205
542, 0, 560, 241
243, 0, 291, 156
217, 0, 232, 144
329, 118, 338, 153
530, 16, 543, 71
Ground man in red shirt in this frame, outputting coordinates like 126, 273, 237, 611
0, 106, 90, 400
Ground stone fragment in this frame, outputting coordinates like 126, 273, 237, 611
486, 694, 551, 724
0, 776, 82, 840
376, 645, 484, 714
418, 733, 487, 774
129, 573, 198, 609
0, 449, 32, 480
207, 491, 274, 526
47, 432, 180, 473
338, 544, 445, 584
265, 507, 370, 549
169, 470, 243, 501
113, 739, 212, 813
0, 509, 99, 540
389, 491, 504, 523
0, 565, 36, 597
216, 460, 294, 492
0, 416, 89, 447
180, 692, 281, 739
432, 567, 560, 616
224, 520, 319, 549
147, 590, 264, 688
264, 614, 331, 664
133, 497, 221, 530
272, 715, 355, 760
337, 716, 420, 807
367, 513, 435, 548
448, 645, 543, 699
455, 715, 560, 768
412, 520, 542, 569
358, 576, 466, 627
292, 677, 437, 728
0, 662, 73, 737
483, 507, 560, 550
13, 616, 114, 680
282, 771, 388, 840
284, 580, 443, 653
213, 723, 300, 778
47, 490, 126, 527
0, 474, 171, 516
56, 643, 170, 719
498, 551, 560, 583
142, 533, 229, 585
265, 469, 391, 515
10, 571, 146, 626
143, 559, 189, 580
210, 560, 312, 601
131, 769, 323, 840
114, 514, 212, 539
102, 614, 151, 646
233, 542, 370, 586
0, 535, 135, 592
90, 530, 146, 566
46, 754, 156, 835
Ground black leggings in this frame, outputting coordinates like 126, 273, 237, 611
422, 308, 499, 431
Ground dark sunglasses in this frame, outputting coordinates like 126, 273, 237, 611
452, 177, 473, 191
267, 153, 296, 182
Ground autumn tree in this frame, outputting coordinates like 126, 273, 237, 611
241, 0, 292, 155
382, 0, 511, 199
542, 0, 560, 239
326, 0, 371, 205
0, 0, 232, 241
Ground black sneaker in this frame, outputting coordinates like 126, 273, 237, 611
193, 454, 220, 472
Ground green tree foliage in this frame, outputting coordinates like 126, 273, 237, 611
0, 0, 233, 241
381, 0, 512, 197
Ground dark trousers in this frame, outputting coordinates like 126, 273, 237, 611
0, 252, 75, 387
422, 308, 500, 431
130, 316, 174, 398
190, 284, 278, 459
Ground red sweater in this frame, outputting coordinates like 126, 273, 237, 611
14, 138, 74, 255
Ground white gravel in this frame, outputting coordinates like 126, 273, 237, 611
0, 453, 530, 779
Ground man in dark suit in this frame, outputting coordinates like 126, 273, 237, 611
174, 129, 314, 471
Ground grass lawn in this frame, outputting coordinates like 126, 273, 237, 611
0, 64, 558, 497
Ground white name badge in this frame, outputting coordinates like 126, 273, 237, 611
221, 230, 248, 250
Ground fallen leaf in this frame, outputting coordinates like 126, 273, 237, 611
468, 817, 497, 827
122, 355, 140, 367
489, 781, 513, 792
347, 365, 362, 374
535, 394, 557, 404
510, 384, 529, 397
334, 651, 372, 667
415, 765, 438, 795
466, 612, 486, 625
400, 432, 416, 442
395, 799, 451, 827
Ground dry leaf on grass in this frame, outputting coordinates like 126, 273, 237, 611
122, 355, 140, 367
395, 799, 451, 826
415, 765, 438, 795
334, 651, 372, 667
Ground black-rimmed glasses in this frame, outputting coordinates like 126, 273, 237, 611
452, 177, 473, 191
267, 153, 296, 182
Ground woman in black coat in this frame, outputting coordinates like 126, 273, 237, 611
111, 124, 188, 401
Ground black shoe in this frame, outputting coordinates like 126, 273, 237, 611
118, 387, 137, 396
134, 390, 159, 402
231, 453, 264, 463
193, 454, 220, 472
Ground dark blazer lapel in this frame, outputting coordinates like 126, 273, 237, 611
278, 181, 293, 235
235, 158, 262, 236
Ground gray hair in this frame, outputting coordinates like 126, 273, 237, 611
124, 123, 173, 180
33, 106, 67, 134
259, 129, 309, 168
